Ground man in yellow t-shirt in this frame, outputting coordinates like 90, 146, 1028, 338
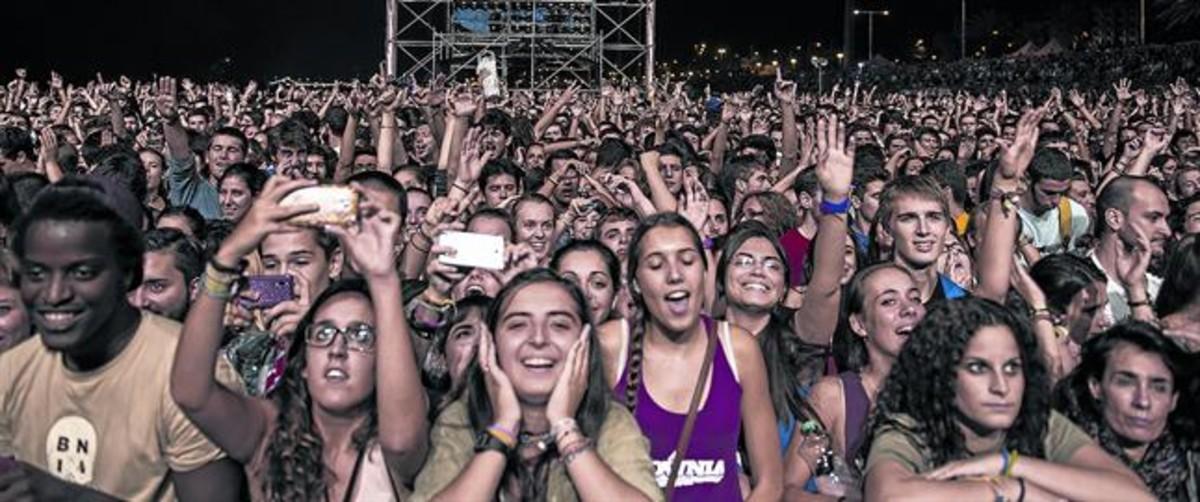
0, 179, 242, 501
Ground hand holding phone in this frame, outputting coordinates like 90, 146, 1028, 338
240, 275, 296, 310
280, 185, 359, 227
437, 231, 505, 271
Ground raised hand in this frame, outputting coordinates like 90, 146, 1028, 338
545, 326, 592, 423
447, 84, 480, 118
502, 242, 539, 284
774, 68, 797, 106
1067, 89, 1087, 109
1114, 79, 1133, 103
995, 106, 1044, 192
815, 114, 853, 201
327, 208, 402, 280
1141, 127, 1169, 156
677, 174, 709, 232
38, 127, 58, 164
425, 242, 469, 299
218, 177, 320, 262
155, 76, 179, 120
458, 127, 494, 184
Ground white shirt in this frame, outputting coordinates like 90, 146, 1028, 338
1018, 198, 1091, 254
1089, 250, 1162, 323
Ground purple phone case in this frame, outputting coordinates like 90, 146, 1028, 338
0, 456, 17, 473
241, 276, 295, 309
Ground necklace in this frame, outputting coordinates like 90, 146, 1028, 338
518, 431, 555, 452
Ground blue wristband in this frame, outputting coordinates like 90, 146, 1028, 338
819, 197, 851, 215
1000, 447, 1010, 476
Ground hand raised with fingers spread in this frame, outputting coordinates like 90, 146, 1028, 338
1114, 79, 1133, 103
996, 107, 1044, 192
155, 76, 179, 120
458, 128, 494, 184
815, 114, 853, 201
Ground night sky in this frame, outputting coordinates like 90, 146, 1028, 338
0, 0, 1188, 83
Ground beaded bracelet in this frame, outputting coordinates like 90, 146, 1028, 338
551, 418, 579, 443
560, 438, 593, 466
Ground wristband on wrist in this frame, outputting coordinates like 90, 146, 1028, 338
1128, 298, 1150, 308
202, 265, 238, 300
819, 197, 851, 215
1000, 448, 1011, 476
1005, 450, 1019, 477
551, 418, 579, 442
486, 424, 517, 449
209, 256, 244, 275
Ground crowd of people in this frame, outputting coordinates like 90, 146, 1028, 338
0, 41, 1198, 501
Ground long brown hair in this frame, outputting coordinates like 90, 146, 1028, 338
262, 279, 379, 502
623, 213, 708, 412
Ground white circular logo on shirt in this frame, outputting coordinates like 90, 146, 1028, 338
45, 416, 98, 484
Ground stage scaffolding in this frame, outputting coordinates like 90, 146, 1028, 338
385, 0, 655, 93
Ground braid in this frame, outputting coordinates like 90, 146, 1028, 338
624, 312, 646, 412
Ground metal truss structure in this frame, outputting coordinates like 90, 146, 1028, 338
385, 0, 655, 92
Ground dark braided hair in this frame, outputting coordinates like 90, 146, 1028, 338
859, 298, 1051, 470
623, 213, 708, 412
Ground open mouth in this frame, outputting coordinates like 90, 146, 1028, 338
520, 356, 558, 373
325, 367, 349, 382
663, 291, 691, 316
895, 325, 915, 337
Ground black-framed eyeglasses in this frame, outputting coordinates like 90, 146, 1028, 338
306, 322, 377, 352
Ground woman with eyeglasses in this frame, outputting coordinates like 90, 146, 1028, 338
172, 177, 428, 501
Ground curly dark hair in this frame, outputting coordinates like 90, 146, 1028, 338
262, 279, 379, 502
861, 298, 1051, 469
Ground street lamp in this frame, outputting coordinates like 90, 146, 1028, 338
853, 9, 890, 61
811, 56, 829, 94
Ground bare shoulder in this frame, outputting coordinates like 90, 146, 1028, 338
726, 323, 764, 365
596, 319, 625, 358
596, 319, 626, 384
807, 375, 844, 426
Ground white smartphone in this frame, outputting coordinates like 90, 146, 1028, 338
437, 231, 506, 271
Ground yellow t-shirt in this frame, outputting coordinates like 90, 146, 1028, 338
0, 313, 226, 501
865, 410, 1093, 475
954, 212, 971, 237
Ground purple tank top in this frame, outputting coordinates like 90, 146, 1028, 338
612, 321, 743, 501
838, 372, 870, 460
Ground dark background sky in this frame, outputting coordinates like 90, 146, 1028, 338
0, 0, 1189, 83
